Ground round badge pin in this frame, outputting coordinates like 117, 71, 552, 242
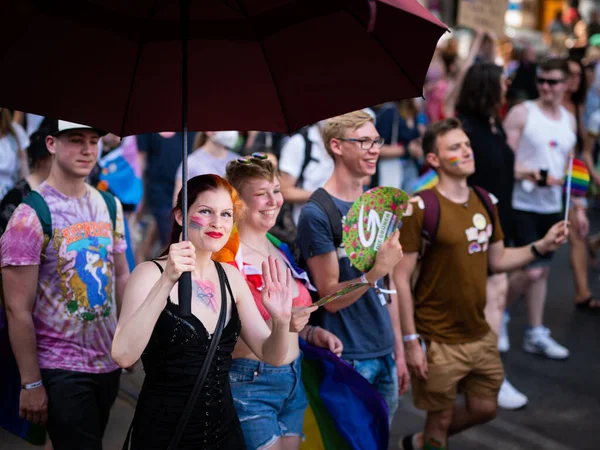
342, 186, 409, 272
472, 213, 487, 231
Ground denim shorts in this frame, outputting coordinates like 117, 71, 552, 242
229, 354, 307, 450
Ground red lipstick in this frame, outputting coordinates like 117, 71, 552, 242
206, 232, 223, 239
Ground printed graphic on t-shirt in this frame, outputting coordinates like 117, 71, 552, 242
465, 213, 492, 254
55, 220, 114, 321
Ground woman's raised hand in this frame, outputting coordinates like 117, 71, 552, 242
261, 256, 293, 326
164, 240, 196, 283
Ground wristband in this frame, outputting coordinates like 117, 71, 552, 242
531, 244, 551, 259
360, 273, 376, 287
402, 333, 420, 343
22, 380, 43, 390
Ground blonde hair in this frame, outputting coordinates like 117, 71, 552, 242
225, 156, 279, 197
322, 110, 374, 158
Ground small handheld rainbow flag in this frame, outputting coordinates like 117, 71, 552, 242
564, 158, 590, 197
409, 168, 439, 194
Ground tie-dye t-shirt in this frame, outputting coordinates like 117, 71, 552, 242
0, 183, 127, 373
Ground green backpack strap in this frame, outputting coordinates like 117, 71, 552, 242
22, 191, 52, 259
98, 190, 117, 231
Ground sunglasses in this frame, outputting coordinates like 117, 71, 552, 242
235, 152, 269, 165
535, 77, 565, 86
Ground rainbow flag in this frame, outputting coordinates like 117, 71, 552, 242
565, 158, 590, 197
409, 168, 439, 193
300, 340, 389, 450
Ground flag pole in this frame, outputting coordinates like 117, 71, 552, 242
564, 155, 574, 233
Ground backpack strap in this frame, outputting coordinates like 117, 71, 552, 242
307, 188, 343, 249
417, 189, 441, 252
472, 186, 496, 235
98, 189, 117, 231
22, 191, 51, 237
410, 189, 440, 291
22, 191, 52, 259
296, 128, 314, 188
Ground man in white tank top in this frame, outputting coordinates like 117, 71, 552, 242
503, 57, 579, 361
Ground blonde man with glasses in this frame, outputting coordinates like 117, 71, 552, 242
296, 110, 407, 425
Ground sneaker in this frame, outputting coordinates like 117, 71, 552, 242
498, 312, 510, 353
497, 379, 528, 410
523, 326, 570, 360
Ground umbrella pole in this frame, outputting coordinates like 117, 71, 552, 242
178, 0, 192, 317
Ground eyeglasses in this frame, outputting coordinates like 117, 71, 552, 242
338, 137, 385, 151
235, 152, 269, 165
535, 76, 565, 86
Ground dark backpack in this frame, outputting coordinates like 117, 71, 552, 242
306, 187, 343, 249
411, 186, 496, 289
296, 188, 343, 303
269, 128, 317, 246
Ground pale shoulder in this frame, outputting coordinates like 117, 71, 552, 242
130, 260, 164, 283
504, 103, 528, 125
220, 262, 246, 303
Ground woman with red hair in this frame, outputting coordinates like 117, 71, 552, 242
112, 174, 295, 449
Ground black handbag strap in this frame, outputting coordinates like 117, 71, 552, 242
167, 261, 229, 450
122, 261, 230, 450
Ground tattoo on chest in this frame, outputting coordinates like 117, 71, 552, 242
193, 279, 217, 313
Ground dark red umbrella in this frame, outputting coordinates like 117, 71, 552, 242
1, 0, 446, 315
3, 0, 446, 134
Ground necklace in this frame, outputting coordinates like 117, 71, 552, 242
240, 239, 272, 259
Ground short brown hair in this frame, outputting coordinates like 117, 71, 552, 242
537, 57, 570, 77
225, 156, 279, 196
423, 118, 463, 155
322, 110, 375, 158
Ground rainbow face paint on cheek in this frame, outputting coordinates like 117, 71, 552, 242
449, 156, 460, 166
190, 215, 208, 230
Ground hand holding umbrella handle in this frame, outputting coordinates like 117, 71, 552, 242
178, 272, 192, 317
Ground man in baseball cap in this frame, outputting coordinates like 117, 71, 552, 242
0, 115, 129, 449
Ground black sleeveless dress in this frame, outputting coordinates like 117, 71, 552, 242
130, 261, 246, 449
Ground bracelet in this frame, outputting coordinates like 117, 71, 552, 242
531, 244, 551, 259
307, 325, 319, 344
402, 333, 420, 343
360, 273, 376, 287
22, 380, 43, 390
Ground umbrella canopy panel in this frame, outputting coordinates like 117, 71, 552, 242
1, 0, 447, 136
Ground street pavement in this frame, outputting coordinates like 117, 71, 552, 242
2, 225, 599, 450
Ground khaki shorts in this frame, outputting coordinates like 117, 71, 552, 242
411, 330, 504, 411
